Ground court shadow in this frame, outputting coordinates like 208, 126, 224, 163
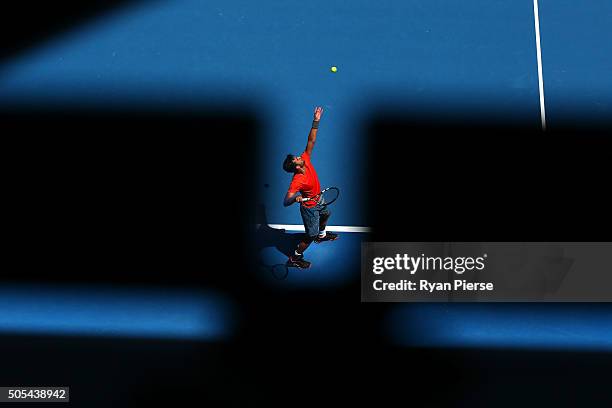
253, 203, 303, 258
1, 0, 142, 64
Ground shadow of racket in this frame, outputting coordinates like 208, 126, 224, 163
260, 262, 289, 280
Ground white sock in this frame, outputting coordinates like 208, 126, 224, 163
294, 250, 302, 257
318, 230, 326, 238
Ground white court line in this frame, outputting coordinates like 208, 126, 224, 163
257, 224, 371, 233
533, 0, 547, 131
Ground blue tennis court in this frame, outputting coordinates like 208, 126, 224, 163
256, 225, 365, 287
388, 303, 612, 351
1, 0, 611, 346
6, 0, 610, 228
0, 283, 234, 340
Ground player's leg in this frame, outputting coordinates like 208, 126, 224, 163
319, 208, 330, 231
314, 205, 338, 243
287, 205, 319, 268
287, 236, 312, 268
295, 239, 312, 257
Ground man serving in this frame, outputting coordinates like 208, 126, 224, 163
282, 106, 338, 269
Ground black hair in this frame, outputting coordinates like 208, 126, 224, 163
283, 154, 297, 173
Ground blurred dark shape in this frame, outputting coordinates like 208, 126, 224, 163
367, 116, 612, 241
1, 0, 139, 63
4, 107, 258, 288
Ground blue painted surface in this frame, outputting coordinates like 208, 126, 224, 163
388, 304, 612, 351
0, 0, 556, 227
258, 230, 364, 287
539, 0, 612, 126
1, 0, 610, 345
0, 284, 234, 340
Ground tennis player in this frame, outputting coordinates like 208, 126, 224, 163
282, 106, 338, 268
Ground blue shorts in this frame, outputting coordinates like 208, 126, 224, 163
300, 201, 331, 238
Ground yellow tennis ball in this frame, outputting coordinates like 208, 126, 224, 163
331, 66, 338, 73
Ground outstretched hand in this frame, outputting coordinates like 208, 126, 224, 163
313, 106, 323, 121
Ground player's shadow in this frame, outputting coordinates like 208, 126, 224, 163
253, 203, 303, 260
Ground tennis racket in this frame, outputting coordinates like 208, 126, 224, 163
301, 187, 340, 206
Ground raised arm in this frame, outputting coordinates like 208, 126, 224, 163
305, 106, 323, 156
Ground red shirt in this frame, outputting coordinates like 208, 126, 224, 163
288, 151, 321, 208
